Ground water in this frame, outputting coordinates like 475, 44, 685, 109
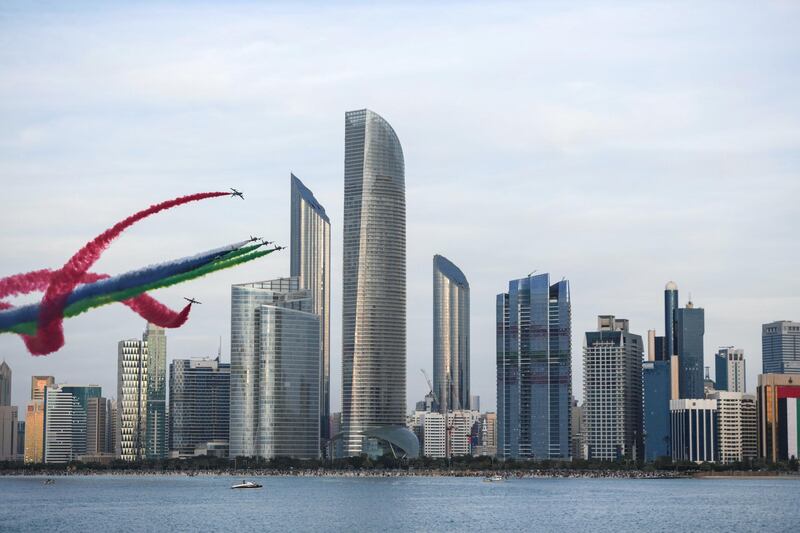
1, 475, 797, 532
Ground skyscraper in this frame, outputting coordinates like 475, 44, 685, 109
433, 254, 470, 413
290, 173, 331, 446
497, 273, 571, 460
583, 315, 643, 460
664, 282, 679, 358
43, 385, 87, 463
643, 360, 671, 460
144, 324, 167, 460
118, 338, 148, 461
230, 278, 321, 459
715, 347, 746, 393
24, 376, 53, 463
169, 357, 230, 458
0, 405, 17, 460
341, 109, 409, 457
0, 360, 10, 406
676, 302, 705, 399
86, 397, 113, 456
761, 321, 800, 374
708, 391, 757, 464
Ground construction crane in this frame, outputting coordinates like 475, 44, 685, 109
420, 368, 438, 405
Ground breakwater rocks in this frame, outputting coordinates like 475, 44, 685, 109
1, 468, 689, 479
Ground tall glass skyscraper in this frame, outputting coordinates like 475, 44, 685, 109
144, 324, 167, 460
341, 109, 407, 457
230, 278, 321, 459
290, 173, 331, 445
676, 302, 705, 399
761, 321, 800, 374
664, 281, 679, 358
170, 358, 230, 458
497, 273, 571, 460
643, 360, 671, 460
433, 254, 470, 413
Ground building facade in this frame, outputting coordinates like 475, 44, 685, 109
170, 357, 230, 458
497, 273, 571, 460
290, 173, 331, 447
0, 405, 18, 460
676, 302, 705, 399
643, 360, 672, 461
144, 324, 167, 460
230, 278, 321, 459
86, 397, 113, 456
670, 399, 717, 463
24, 376, 54, 463
583, 316, 643, 460
762, 321, 800, 374
708, 391, 757, 464
118, 338, 148, 461
43, 386, 87, 463
341, 109, 408, 457
433, 254, 470, 413
0, 360, 10, 406
664, 282, 679, 359
757, 373, 800, 461
715, 347, 746, 393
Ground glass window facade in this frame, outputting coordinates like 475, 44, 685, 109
341, 109, 406, 456
290, 174, 331, 443
497, 273, 571, 460
433, 254, 470, 413
230, 279, 321, 459
169, 358, 230, 458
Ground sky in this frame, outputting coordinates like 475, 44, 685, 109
1, 1, 798, 412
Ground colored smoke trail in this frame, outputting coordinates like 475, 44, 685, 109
0, 191, 274, 356
3, 248, 273, 336
0, 239, 256, 331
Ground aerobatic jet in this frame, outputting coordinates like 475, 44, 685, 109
184, 297, 202, 305
230, 188, 244, 199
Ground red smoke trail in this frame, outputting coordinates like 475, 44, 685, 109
0, 191, 228, 355
0, 270, 190, 329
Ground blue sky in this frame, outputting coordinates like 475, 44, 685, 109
1, 1, 798, 411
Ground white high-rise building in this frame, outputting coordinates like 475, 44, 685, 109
341, 109, 416, 458
43, 386, 86, 463
290, 174, 331, 446
416, 410, 480, 458
708, 391, 757, 464
118, 338, 148, 461
583, 316, 644, 460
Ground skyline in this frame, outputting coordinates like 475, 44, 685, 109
2, 1, 800, 412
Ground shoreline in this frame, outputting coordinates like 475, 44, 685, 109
0, 469, 692, 479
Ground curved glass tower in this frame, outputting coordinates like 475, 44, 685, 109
433, 254, 470, 413
341, 109, 406, 456
290, 174, 331, 444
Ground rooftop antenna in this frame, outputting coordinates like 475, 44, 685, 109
527, 269, 537, 277
218, 336, 222, 361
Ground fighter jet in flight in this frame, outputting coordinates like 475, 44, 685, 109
230, 188, 244, 200
184, 297, 202, 305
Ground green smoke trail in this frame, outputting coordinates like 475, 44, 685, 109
5, 248, 274, 335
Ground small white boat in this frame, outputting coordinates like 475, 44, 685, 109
483, 475, 504, 482
231, 480, 263, 489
